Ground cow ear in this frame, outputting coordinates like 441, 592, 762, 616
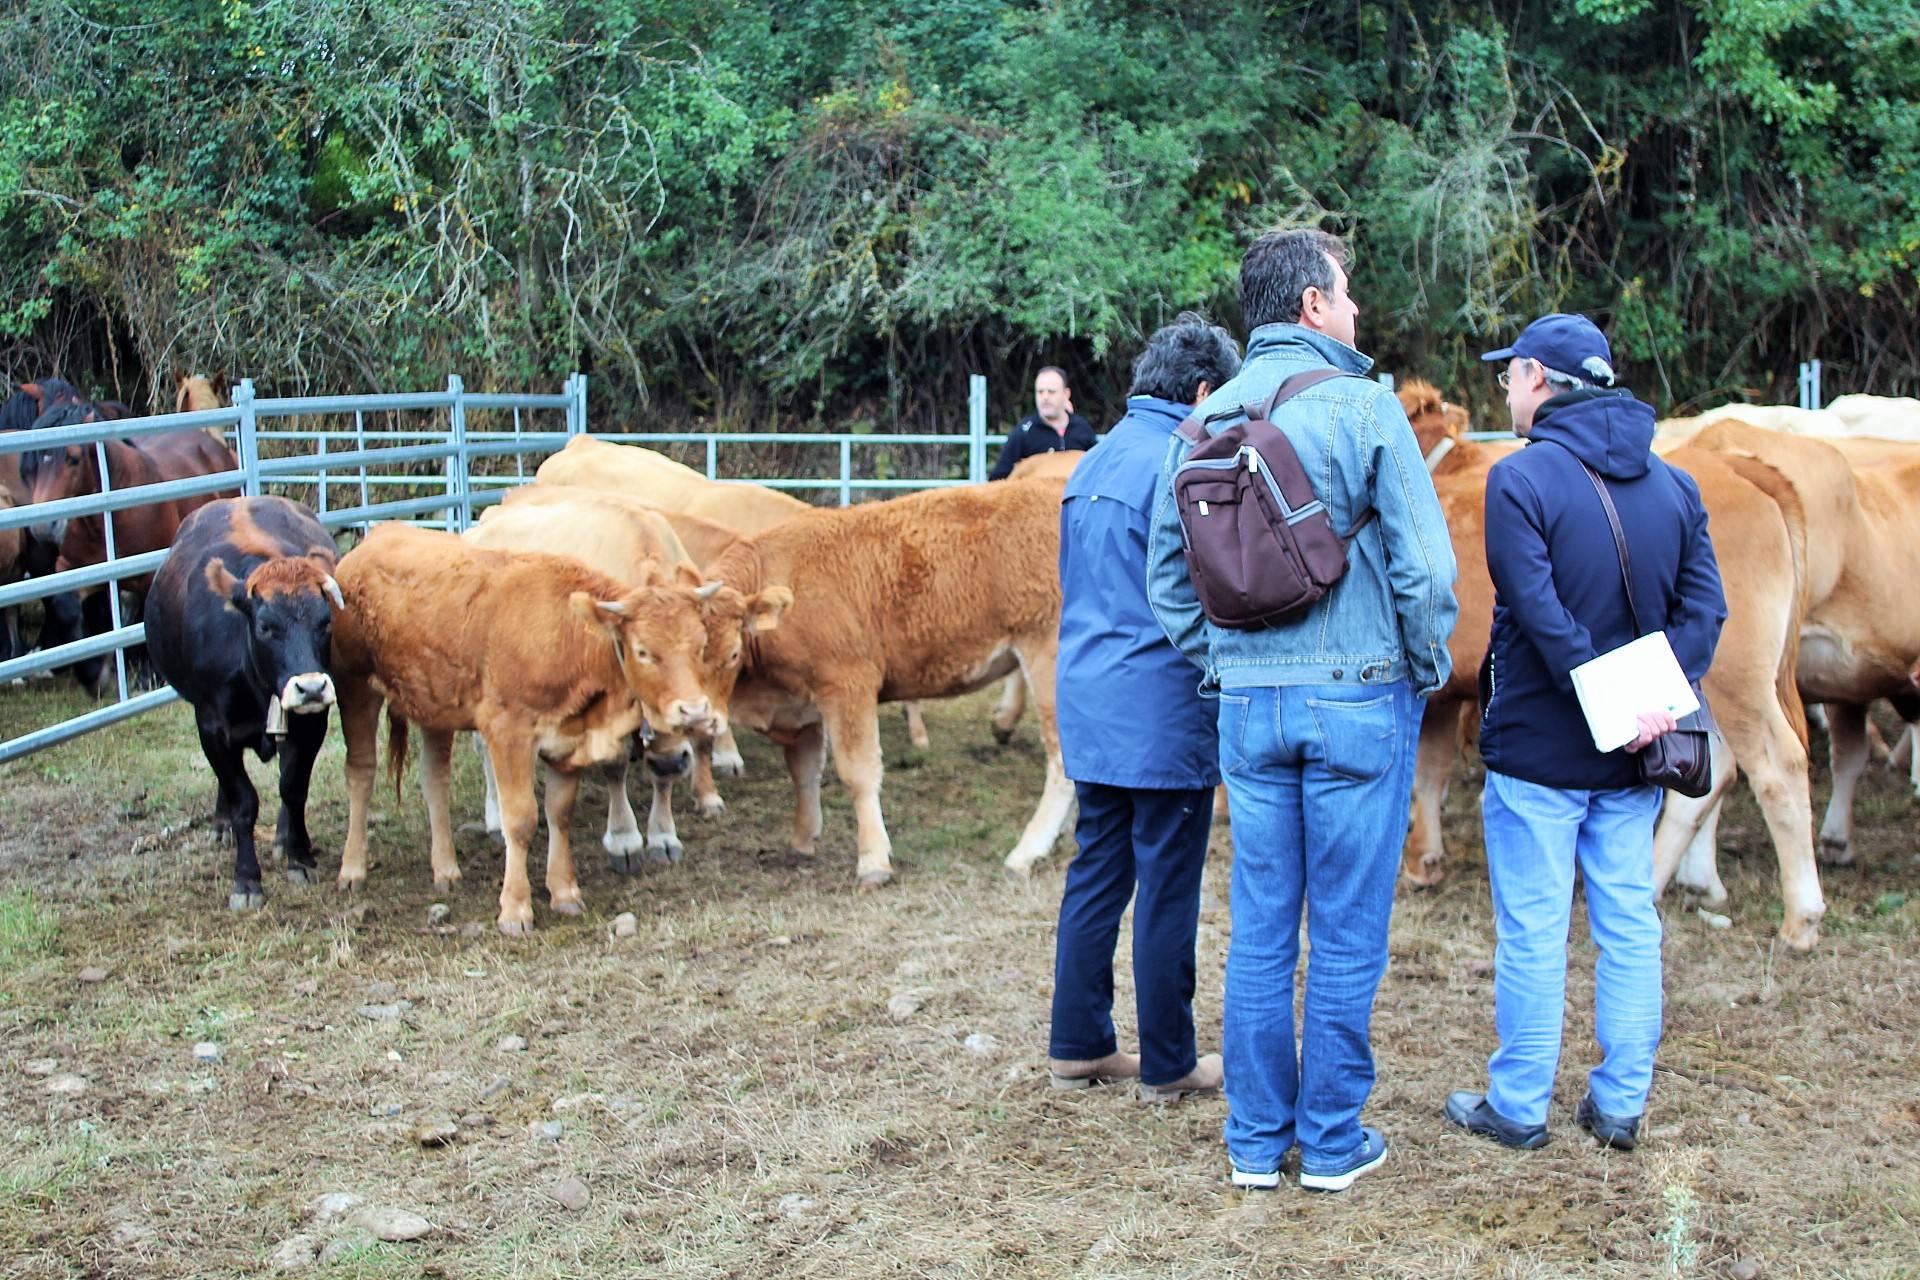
745, 585, 794, 633
568, 590, 625, 639
673, 562, 703, 589
207, 561, 250, 616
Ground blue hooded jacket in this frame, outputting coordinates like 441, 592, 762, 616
1479, 387, 1728, 790
1056, 395, 1221, 790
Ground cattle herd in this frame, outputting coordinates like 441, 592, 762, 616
1, 375, 1917, 952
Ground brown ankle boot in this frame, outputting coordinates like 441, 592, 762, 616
1048, 1051, 1141, 1090
1138, 1052, 1223, 1103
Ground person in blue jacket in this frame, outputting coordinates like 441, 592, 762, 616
1047, 313, 1242, 1103
1445, 313, 1726, 1153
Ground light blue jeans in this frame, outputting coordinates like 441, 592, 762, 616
1217, 680, 1418, 1177
1481, 769, 1665, 1127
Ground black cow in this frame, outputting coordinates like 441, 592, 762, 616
146, 496, 343, 908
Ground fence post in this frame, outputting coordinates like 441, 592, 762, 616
94, 437, 128, 701
968, 373, 987, 483
569, 372, 588, 436
235, 378, 260, 496
839, 439, 853, 507
448, 374, 470, 531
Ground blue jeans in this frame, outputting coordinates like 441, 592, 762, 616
1217, 681, 1418, 1176
1050, 783, 1214, 1085
1481, 769, 1665, 1127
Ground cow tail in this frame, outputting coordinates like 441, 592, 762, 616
384, 710, 410, 802
1777, 613, 1809, 751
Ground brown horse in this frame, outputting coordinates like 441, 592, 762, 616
19, 396, 239, 690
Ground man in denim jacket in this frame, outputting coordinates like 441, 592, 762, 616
1146, 229, 1458, 1192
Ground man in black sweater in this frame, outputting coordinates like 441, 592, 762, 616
989, 366, 1097, 479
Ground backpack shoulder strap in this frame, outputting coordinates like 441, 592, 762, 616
1175, 414, 1208, 445
1248, 367, 1350, 422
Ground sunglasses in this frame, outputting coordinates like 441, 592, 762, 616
1495, 360, 1535, 392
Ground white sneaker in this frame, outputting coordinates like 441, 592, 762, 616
1229, 1164, 1281, 1190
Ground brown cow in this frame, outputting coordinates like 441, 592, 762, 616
1008, 449, 1087, 483
705, 478, 1072, 887
330, 523, 723, 934
1395, 386, 1824, 949
469, 489, 790, 864
1677, 423, 1920, 889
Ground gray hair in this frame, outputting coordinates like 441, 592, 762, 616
1128, 312, 1242, 405
1240, 229, 1347, 330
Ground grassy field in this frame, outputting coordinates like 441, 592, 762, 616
0, 682, 1916, 1278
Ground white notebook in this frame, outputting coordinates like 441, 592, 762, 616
1568, 631, 1700, 753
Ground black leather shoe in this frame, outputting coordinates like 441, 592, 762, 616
1576, 1094, 1640, 1150
1444, 1090, 1550, 1150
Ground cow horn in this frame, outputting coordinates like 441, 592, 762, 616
694, 581, 724, 600
322, 575, 346, 612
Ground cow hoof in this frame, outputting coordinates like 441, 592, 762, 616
1000, 862, 1033, 881
550, 896, 584, 917
1779, 913, 1823, 952
697, 795, 727, 818
497, 917, 534, 937
856, 869, 893, 892
335, 874, 364, 893
229, 886, 266, 911
646, 835, 684, 864
285, 865, 316, 886
1817, 835, 1854, 866
991, 725, 1015, 747
1401, 856, 1445, 889
710, 752, 746, 778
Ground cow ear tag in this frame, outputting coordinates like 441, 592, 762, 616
266, 695, 287, 738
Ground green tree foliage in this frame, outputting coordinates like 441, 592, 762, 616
1, 0, 1914, 426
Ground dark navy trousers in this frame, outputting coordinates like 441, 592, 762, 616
1049, 781, 1214, 1086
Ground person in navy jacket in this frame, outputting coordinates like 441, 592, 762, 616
1047, 313, 1241, 1101
989, 366, 1098, 479
1446, 314, 1726, 1154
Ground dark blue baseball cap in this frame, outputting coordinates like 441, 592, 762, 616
1480, 313, 1616, 385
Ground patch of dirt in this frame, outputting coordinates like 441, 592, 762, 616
0, 688, 1915, 1277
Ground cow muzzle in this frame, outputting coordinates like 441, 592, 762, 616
663, 698, 713, 732
279, 672, 337, 712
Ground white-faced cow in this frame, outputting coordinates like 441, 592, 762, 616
145, 496, 343, 909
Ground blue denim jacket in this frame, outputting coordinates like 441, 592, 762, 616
1145, 324, 1459, 695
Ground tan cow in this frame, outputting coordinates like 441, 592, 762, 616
1679, 423, 1920, 880
1822, 395, 1920, 440
330, 523, 724, 934
1395, 386, 1824, 949
475, 486, 791, 859
1656, 403, 1850, 441
535, 434, 813, 533
705, 478, 1072, 887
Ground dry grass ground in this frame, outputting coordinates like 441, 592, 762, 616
0, 684, 1915, 1278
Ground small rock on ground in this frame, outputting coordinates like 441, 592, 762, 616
23, 1058, 59, 1076
496, 1035, 527, 1054
530, 1120, 564, 1143
348, 1206, 433, 1242
76, 966, 110, 983
268, 1234, 318, 1271
457, 1112, 493, 1128
543, 1177, 590, 1211
612, 912, 637, 939
191, 1041, 222, 1063
885, 994, 922, 1021
1731, 1260, 1762, 1280
963, 1032, 998, 1056
776, 1193, 817, 1219
413, 1120, 458, 1148
310, 1192, 363, 1222
318, 1231, 375, 1265
358, 1001, 412, 1021
45, 1074, 87, 1096
426, 903, 452, 927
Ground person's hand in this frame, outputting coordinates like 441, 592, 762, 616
1625, 710, 1678, 752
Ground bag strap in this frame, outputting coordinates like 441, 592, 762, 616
1246, 367, 1347, 423
1574, 457, 1645, 637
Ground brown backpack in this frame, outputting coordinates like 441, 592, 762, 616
1172, 369, 1374, 629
